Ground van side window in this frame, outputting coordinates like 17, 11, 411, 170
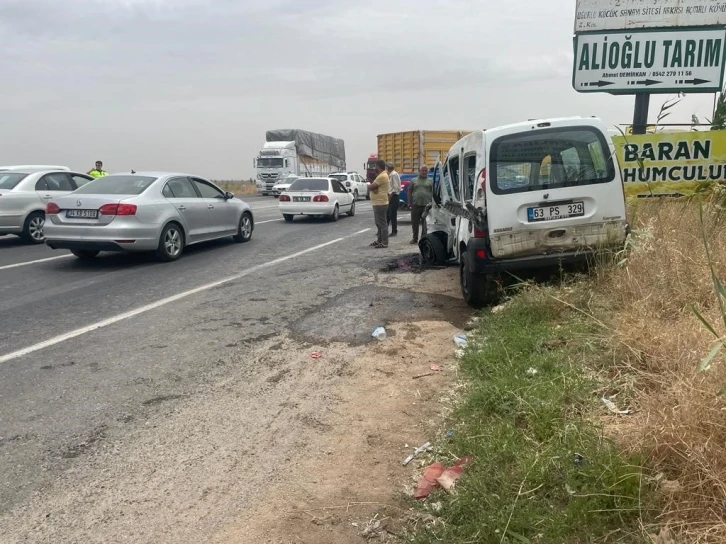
463, 155, 476, 201
448, 156, 461, 201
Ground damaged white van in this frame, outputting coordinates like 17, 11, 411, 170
419, 117, 628, 307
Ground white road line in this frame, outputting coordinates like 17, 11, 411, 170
0, 255, 72, 271
256, 219, 284, 224
0, 228, 372, 365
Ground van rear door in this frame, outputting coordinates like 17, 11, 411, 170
485, 123, 627, 260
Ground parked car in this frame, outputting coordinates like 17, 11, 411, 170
279, 177, 355, 222
271, 174, 299, 197
44, 171, 254, 262
329, 172, 369, 200
0, 167, 94, 243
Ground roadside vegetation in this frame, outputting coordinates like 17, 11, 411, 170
409, 196, 726, 543
215, 179, 258, 196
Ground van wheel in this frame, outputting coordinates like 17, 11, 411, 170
354, 190, 359, 200
365, 189, 370, 200
419, 234, 447, 265
460, 252, 497, 308
347, 200, 356, 217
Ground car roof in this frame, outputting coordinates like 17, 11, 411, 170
104, 171, 206, 179
0, 165, 70, 173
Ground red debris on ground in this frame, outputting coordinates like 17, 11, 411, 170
414, 456, 474, 499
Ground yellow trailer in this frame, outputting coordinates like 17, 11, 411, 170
377, 130, 472, 174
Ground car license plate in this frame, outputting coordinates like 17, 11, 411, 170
293, 196, 311, 202
66, 209, 99, 219
527, 202, 584, 222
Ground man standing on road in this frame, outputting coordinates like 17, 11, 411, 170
368, 159, 390, 248
408, 165, 433, 245
87, 161, 108, 178
386, 162, 401, 237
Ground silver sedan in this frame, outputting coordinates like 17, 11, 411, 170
0, 167, 94, 243
44, 171, 255, 262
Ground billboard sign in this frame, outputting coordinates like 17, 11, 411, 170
575, 0, 726, 32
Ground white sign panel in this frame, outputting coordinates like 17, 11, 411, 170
575, 0, 726, 32
573, 28, 726, 93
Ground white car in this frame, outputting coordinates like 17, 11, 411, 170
330, 172, 369, 200
279, 177, 356, 222
271, 174, 299, 197
0, 167, 94, 243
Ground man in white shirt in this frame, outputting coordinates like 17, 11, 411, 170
386, 162, 401, 237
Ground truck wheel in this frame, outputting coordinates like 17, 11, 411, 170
460, 252, 497, 308
419, 233, 447, 266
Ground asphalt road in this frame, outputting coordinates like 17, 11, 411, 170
0, 194, 466, 543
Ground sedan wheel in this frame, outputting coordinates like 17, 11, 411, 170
330, 205, 339, 222
233, 212, 253, 243
156, 223, 184, 262
22, 212, 45, 244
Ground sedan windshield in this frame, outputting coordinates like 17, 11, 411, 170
0, 173, 28, 190
74, 175, 158, 195
288, 178, 329, 191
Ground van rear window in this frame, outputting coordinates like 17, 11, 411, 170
490, 127, 615, 195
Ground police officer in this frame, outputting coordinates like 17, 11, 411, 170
87, 161, 108, 178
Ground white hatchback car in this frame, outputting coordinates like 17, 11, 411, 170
279, 177, 355, 222
330, 172, 369, 200
0, 167, 94, 243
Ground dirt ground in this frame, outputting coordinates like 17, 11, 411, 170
1, 265, 469, 544
214, 269, 466, 543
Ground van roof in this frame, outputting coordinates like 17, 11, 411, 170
485, 116, 605, 136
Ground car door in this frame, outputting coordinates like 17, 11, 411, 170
331, 179, 352, 209
191, 177, 237, 235
163, 176, 209, 241
36, 172, 77, 206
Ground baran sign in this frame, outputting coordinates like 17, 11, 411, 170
573, 28, 726, 93
612, 131, 726, 198
575, 0, 726, 32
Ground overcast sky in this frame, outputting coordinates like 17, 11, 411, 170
0, 0, 718, 179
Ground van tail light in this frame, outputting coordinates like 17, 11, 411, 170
473, 226, 488, 239
279, 194, 291, 202
475, 249, 486, 259
313, 194, 329, 202
99, 203, 137, 216
46, 202, 60, 214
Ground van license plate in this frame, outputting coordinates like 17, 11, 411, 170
527, 202, 584, 222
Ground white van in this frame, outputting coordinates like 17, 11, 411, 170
420, 117, 628, 307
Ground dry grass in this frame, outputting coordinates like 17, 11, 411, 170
593, 198, 726, 542
214, 179, 258, 196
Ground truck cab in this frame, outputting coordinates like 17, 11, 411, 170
420, 117, 629, 307
255, 142, 297, 195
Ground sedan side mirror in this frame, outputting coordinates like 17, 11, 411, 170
225, 191, 234, 200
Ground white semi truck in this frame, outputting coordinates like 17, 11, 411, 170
254, 129, 346, 195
